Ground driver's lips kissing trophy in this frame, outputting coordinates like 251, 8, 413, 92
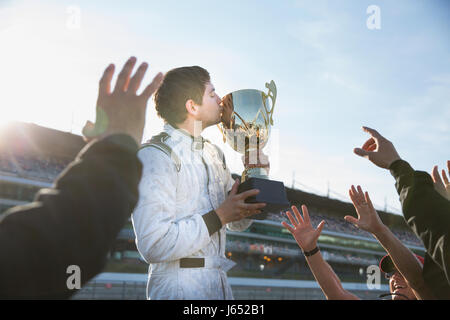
218, 81, 290, 220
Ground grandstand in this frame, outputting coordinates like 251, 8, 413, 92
0, 122, 425, 300
0, 122, 84, 213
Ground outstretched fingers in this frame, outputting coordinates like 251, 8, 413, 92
128, 62, 148, 94
292, 205, 304, 225
432, 165, 448, 198
354, 127, 384, 159
350, 185, 362, 206
316, 220, 326, 235
349, 188, 358, 207
285, 211, 298, 228
98, 64, 115, 98
442, 168, 449, 186
432, 165, 443, 184
140, 72, 164, 101
356, 185, 366, 203
353, 147, 371, 158
362, 126, 383, 140
301, 205, 311, 224
344, 215, 359, 225
349, 188, 362, 217
364, 191, 375, 211
282, 221, 295, 234
114, 57, 137, 93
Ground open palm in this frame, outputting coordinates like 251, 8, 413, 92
83, 57, 163, 144
282, 205, 325, 253
345, 185, 383, 234
431, 161, 450, 200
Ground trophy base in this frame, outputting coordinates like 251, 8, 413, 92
237, 177, 290, 220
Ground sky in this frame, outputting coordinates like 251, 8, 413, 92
1, 0, 449, 215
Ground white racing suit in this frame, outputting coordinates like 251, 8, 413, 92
131, 123, 252, 300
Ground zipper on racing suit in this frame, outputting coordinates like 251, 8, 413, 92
201, 149, 227, 299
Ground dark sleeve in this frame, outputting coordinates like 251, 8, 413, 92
0, 134, 142, 299
389, 159, 450, 294
202, 210, 222, 236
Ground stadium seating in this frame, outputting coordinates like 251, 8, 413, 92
0, 153, 69, 181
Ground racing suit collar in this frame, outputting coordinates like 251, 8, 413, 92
163, 123, 206, 150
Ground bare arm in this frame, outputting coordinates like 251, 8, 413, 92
346, 185, 434, 300
373, 224, 435, 299
282, 205, 359, 300
305, 251, 360, 300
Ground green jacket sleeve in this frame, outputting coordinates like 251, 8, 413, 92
0, 134, 142, 299
389, 159, 450, 298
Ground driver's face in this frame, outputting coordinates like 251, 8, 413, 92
195, 82, 222, 128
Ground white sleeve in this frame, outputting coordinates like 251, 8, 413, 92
224, 171, 253, 232
131, 147, 211, 264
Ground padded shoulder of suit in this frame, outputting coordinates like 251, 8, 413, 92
139, 141, 181, 172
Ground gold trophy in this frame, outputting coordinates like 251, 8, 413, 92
218, 81, 290, 220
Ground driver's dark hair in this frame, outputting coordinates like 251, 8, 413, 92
154, 66, 210, 126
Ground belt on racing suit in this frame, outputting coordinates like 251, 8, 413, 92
150, 256, 236, 274
179, 256, 236, 271
180, 258, 205, 268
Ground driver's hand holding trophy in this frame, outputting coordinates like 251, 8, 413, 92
218, 81, 290, 220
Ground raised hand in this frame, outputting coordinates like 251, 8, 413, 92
83, 56, 164, 144
353, 127, 402, 169
215, 179, 267, 225
431, 162, 450, 200
345, 185, 384, 234
282, 205, 325, 252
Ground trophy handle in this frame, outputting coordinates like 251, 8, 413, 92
263, 80, 277, 126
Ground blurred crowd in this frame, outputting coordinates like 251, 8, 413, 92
269, 210, 423, 247
0, 153, 69, 181
226, 237, 379, 267
0, 150, 423, 248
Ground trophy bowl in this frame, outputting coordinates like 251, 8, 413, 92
218, 81, 290, 220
